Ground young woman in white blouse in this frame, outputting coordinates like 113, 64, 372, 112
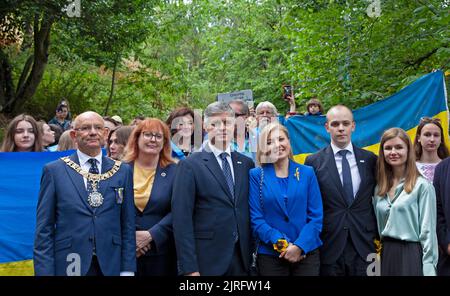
414, 117, 449, 182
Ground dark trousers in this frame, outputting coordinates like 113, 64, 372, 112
381, 237, 422, 276
137, 254, 177, 276
320, 236, 368, 276
438, 251, 450, 276
85, 255, 103, 276
224, 243, 247, 276
257, 249, 320, 276
438, 254, 450, 276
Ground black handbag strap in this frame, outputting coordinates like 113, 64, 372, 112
259, 167, 264, 211
255, 167, 264, 250
251, 167, 264, 273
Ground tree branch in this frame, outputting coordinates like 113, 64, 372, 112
415, 0, 439, 16
0, 48, 15, 109
4, 12, 54, 114
403, 46, 441, 70
104, 53, 120, 116
16, 55, 34, 93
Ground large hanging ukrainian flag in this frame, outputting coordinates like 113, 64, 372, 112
0, 151, 74, 275
0, 71, 447, 276
285, 70, 449, 164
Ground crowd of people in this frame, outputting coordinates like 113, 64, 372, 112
1, 97, 450, 277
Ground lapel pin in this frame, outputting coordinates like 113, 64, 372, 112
294, 168, 300, 181
360, 160, 365, 163
161, 172, 166, 177
237, 161, 242, 164
115, 188, 124, 204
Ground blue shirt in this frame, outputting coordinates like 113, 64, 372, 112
48, 117, 71, 131
277, 177, 289, 208
231, 139, 255, 160
171, 141, 187, 161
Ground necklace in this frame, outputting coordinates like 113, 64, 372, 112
62, 157, 121, 207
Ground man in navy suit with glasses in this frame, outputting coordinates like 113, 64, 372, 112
34, 111, 135, 276
172, 102, 254, 276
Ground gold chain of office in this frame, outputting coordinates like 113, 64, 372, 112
61, 156, 121, 182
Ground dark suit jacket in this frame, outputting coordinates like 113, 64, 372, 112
433, 158, 450, 274
172, 150, 254, 275
305, 144, 377, 264
132, 162, 177, 256
34, 152, 136, 276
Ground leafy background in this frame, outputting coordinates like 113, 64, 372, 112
0, 0, 449, 275
1, 0, 449, 127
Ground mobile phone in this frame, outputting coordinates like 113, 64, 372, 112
283, 85, 293, 101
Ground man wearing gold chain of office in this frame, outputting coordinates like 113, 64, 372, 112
34, 111, 136, 276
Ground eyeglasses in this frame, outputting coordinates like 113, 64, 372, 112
420, 117, 441, 124
235, 113, 248, 117
74, 125, 104, 133
142, 131, 163, 141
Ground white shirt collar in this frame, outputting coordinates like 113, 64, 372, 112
331, 142, 354, 156
207, 141, 232, 158
77, 149, 103, 167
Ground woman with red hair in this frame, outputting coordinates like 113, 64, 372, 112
123, 118, 177, 275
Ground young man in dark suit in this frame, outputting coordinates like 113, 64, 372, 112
305, 105, 377, 276
434, 157, 450, 275
34, 111, 136, 276
172, 102, 254, 276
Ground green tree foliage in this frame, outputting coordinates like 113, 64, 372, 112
138, 0, 449, 115
284, 0, 450, 109
0, 0, 65, 114
1, 0, 156, 118
1, 0, 449, 121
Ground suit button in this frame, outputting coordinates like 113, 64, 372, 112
89, 237, 93, 241
284, 217, 289, 222
343, 227, 349, 230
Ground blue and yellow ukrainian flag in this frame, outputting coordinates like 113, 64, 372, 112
0, 151, 74, 275
285, 70, 449, 163
0, 71, 447, 276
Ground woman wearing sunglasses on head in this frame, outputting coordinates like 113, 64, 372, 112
413, 117, 449, 182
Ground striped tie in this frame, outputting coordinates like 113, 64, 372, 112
220, 152, 234, 200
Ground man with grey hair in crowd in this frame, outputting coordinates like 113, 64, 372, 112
248, 101, 279, 158
172, 101, 255, 276
255, 101, 278, 128
229, 99, 253, 159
